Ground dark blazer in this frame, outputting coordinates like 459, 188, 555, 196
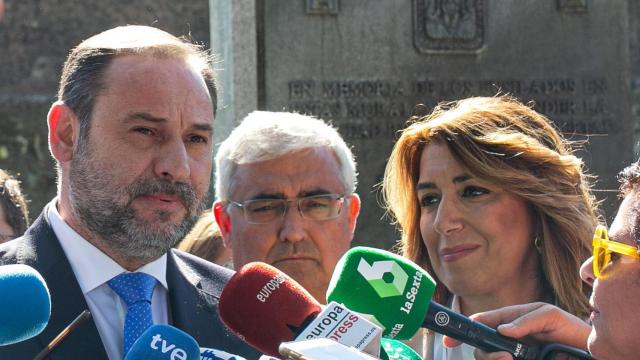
0, 205, 260, 360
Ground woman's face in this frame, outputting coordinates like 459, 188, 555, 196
417, 141, 538, 301
580, 190, 640, 359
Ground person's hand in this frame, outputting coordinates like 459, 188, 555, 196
442, 302, 591, 359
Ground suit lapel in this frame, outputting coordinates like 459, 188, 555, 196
166, 250, 262, 359
23, 210, 107, 359
166, 250, 221, 344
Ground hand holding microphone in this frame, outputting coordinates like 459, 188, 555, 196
0, 264, 50, 346
443, 303, 593, 360
326, 247, 594, 360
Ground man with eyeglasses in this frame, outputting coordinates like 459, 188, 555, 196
213, 111, 361, 302
444, 160, 640, 359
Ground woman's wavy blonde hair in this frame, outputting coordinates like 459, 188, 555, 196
383, 96, 599, 318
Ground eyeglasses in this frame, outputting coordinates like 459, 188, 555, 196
228, 194, 347, 224
592, 225, 640, 278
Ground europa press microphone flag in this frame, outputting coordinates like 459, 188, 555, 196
219, 262, 382, 357
327, 247, 538, 359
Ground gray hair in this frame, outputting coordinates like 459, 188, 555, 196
215, 111, 357, 200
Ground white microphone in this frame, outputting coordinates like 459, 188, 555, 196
293, 301, 382, 357
279, 338, 379, 360
199, 346, 248, 360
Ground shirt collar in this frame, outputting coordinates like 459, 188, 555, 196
47, 198, 168, 294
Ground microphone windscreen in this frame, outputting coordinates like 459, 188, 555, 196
326, 247, 436, 340
218, 262, 322, 356
0, 264, 51, 346
380, 338, 422, 360
200, 346, 247, 360
124, 324, 200, 359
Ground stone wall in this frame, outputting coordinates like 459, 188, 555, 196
0, 0, 210, 218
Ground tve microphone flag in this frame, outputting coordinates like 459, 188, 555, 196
124, 324, 200, 360
0, 264, 51, 346
218, 262, 381, 357
327, 247, 536, 359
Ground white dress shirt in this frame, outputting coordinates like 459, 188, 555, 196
48, 199, 170, 360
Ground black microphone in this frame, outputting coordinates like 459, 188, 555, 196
425, 301, 533, 356
33, 310, 92, 360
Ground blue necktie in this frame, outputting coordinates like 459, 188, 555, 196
108, 272, 157, 355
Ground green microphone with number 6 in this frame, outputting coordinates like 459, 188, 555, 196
327, 246, 435, 340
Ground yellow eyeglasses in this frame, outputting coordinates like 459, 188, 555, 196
592, 225, 640, 278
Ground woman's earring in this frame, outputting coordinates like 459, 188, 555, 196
534, 235, 543, 254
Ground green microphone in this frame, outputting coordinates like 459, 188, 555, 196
327, 247, 435, 340
327, 247, 539, 359
380, 338, 422, 360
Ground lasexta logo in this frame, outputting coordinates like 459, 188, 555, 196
357, 258, 408, 297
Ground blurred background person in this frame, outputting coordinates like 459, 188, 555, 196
445, 160, 640, 359
383, 96, 599, 359
177, 209, 232, 268
0, 169, 29, 243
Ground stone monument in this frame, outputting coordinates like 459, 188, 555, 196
251, 0, 631, 249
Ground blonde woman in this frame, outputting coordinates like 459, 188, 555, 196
177, 210, 232, 268
383, 96, 599, 359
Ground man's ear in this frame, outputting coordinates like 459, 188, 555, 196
213, 201, 232, 248
347, 193, 361, 235
48, 101, 79, 163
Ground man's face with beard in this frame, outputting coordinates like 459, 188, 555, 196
65, 55, 214, 261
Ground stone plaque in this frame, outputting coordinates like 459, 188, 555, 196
259, 0, 630, 250
414, 0, 485, 53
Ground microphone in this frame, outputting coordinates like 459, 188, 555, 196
279, 338, 378, 359
218, 262, 382, 357
278, 338, 423, 360
124, 324, 200, 360
327, 247, 538, 359
199, 346, 248, 360
33, 310, 92, 360
0, 264, 51, 346
380, 338, 422, 360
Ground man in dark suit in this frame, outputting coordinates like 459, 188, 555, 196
0, 25, 259, 359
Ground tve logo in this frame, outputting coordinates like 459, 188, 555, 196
150, 334, 189, 359
125, 325, 200, 360
357, 258, 408, 298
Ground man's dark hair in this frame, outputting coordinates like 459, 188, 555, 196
0, 169, 29, 236
58, 25, 217, 153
